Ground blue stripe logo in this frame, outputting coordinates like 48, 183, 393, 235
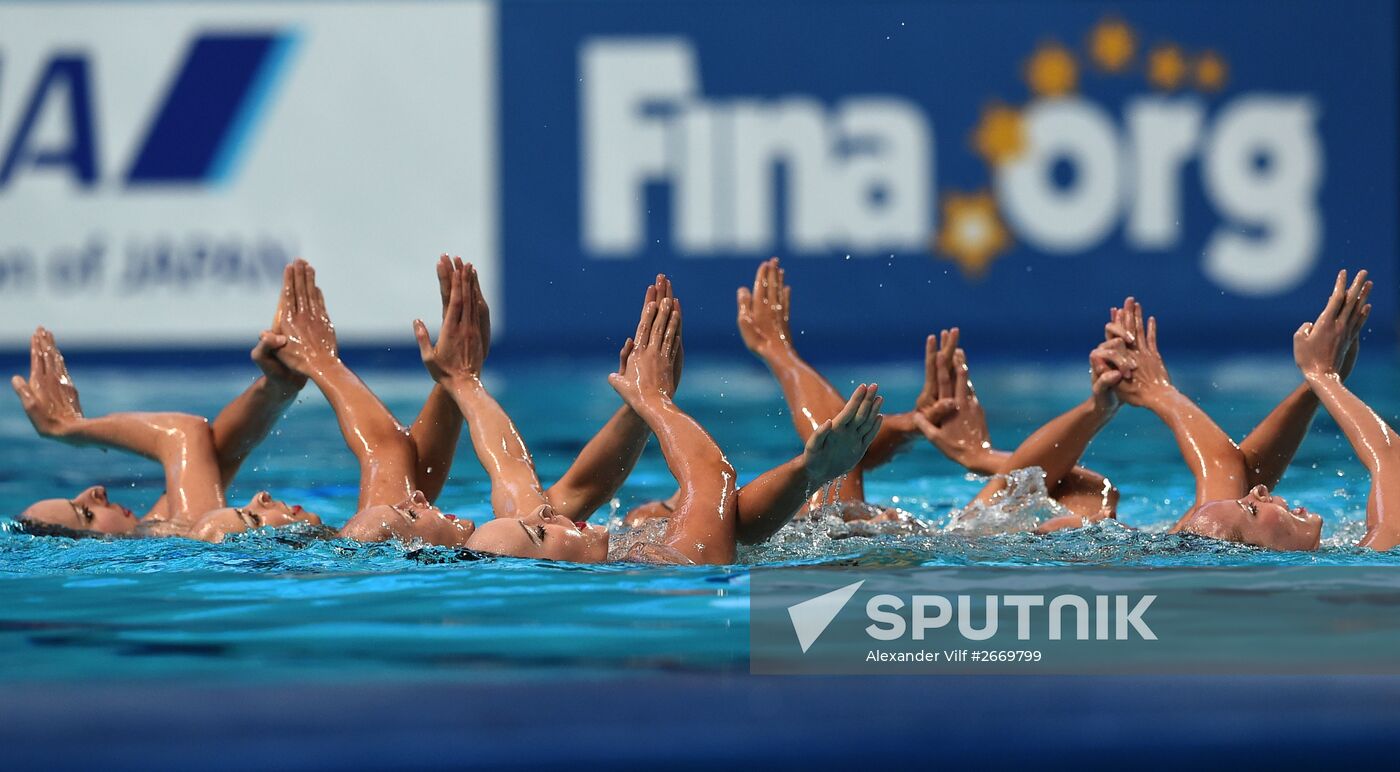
126, 31, 298, 186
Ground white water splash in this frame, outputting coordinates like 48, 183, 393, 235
943, 466, 1070, 536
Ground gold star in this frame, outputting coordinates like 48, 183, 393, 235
934, 191, 1011, 277
1025, 42, 1078, 97
1088, 18, 1136, 72
1195, 50, 1228, 92
971, 102, 1026, 166
1147, 44, 1188, 91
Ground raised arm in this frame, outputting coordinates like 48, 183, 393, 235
135, 267, 305, 522
274, 259, 416, 510
416, 261, 549, 519
1293, 270, 1398, 549
971, 343, 1122, 502
407, 256, 468, 503
1112, 299, 1248, 506
612, 291, 739, 565
737, 259, 868, 501
205, 332, 304, 487
545, 276, 683, 522
12, 328, 224, 526
1237, 270, 1372, 489
733, 384, 883, 544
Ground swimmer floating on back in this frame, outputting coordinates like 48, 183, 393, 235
272, 259, 685, 550
407, 269, 884, 562
10, 266, 321, 541
969, 270, 1381, 548
625, 258, 1121, 529
1102, 271, 1391, 551
263, 258, 476, 546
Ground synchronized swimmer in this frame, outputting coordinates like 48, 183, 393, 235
8, 258, 1398, 560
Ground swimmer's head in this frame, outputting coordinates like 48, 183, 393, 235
189, 491, 322, 543
465, 504, 609, 563
18, 485, 138, 535
338, 490, 476, 547
1175, 485, 1322, 551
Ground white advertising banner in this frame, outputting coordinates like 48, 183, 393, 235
0, 1, 497, 348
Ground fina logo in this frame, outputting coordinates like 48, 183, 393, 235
580, 17, 1321, 296
0, 31, 297, 188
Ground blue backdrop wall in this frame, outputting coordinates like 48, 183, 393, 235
0, 0, 1394, 359
498, 0, 1397, 356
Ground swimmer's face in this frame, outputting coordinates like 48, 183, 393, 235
338, 490, 475, 547
19, 485, 137, 535
1177, 485, 1322, 551
189, 491, 322, 543
466, 505, 609, 563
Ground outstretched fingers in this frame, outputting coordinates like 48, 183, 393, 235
636, 301, 659, 349
445, 261, 467, 338
273, 262, 295, 331
436, 254, 452, 314
854, 384, 881, 425
291, 259, 308, 315
654, 273, 673, 302
413, 318, 435, 363
468, 262, 492, 349
953, 348, 971, 401
831, 384, 870, 428
1343, 269, 1368, 315
617, 338, 634, 375
636, 285, 659, 345
649, 297, 672, 350
923, 334, 939, 391
838, 383, 884, 443
935, 330, 953, 400
662, 299, 682, 359
768, 260, 785, 313
305, 263, 329, 319
1317, 269, 1347, 324
752, 260, 768, 307
29, 328, 44, 379
10, 374, 33, 406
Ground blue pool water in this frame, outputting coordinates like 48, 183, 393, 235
3, 355, 1399, 686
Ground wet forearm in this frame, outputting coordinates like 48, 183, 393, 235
210, 376, 301, 484
1238, 382, 1319, 489
1009, 399, 1115, 490
1143, 388, 1247, 502
443, 375, 545, 518
409, 383, 464, 502
547, 405, 651, 521
757, 344, 847, 441
1303, 372, 1400, 476
735, 454, 817, 544
304, 358, 407, 461
628, 395, 734, 506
